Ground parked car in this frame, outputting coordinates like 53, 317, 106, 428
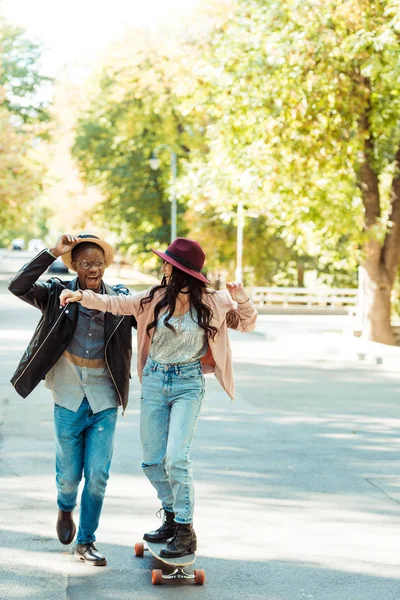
28, 238, 46, 252
47, 256, 69, 275
11, 238, 25, 250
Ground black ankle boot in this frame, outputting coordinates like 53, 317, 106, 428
160, 523, 197, 558
143, 509, 177, 542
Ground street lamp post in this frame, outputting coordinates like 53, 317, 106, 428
234, 171, 257, 284
149, 145, 177, 242
235, 200, 244, 283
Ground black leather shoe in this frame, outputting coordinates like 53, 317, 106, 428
75, 542, 107, 566
160, 523, 197, 558
143, 509, 177, 542
56, 509, 76, 545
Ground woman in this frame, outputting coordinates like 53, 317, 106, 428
60, 237, 257, 558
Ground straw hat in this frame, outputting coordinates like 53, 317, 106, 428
61, 233, 115, 271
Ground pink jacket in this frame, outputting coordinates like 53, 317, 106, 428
80, 288, 258, 399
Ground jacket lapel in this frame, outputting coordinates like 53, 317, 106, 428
62, 278, 80, 324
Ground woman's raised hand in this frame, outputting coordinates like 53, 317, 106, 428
226, 282, 249, 304
59, 289, 83, 307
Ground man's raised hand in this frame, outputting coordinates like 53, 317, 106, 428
50, 234, 79, 258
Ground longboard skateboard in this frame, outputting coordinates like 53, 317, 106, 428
134, 539, 205, 585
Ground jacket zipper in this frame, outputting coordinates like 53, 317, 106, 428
15, 305, 127, 412
105, 317, 125, 414
13, 305, 69, 388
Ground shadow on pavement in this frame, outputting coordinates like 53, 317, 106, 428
1, 527, 400, 600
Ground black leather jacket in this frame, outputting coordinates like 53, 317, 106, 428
8, 250, 137, 412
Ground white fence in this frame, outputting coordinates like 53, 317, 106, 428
250, 287, 359, 311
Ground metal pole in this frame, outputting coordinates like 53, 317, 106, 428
171, 150, 177, 241
235, 200, 244, 282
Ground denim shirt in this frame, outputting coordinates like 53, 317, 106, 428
45, 298, 118, 414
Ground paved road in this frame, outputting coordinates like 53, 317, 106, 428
1, 277, 400, 599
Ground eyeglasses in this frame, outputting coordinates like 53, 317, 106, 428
76, 260, 105, 270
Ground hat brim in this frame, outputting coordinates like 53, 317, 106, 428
61, 237, 115, 271
152, 248, 210, 284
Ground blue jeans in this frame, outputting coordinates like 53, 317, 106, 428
140, 357, 205, 524
54, 398, 118, 544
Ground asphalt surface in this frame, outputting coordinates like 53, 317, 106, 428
1, 273, 400, 600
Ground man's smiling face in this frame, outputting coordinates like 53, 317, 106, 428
72, 244, 106, 292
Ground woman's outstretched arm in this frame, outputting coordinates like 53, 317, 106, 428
59, 288, 149, 317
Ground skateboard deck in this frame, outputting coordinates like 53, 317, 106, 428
146, 540, 196, 567
134, 539, 205, 585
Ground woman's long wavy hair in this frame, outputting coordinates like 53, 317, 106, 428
139, 265, 218, 340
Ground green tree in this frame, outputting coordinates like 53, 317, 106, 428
0, 105, 42, 233
182, 0, 400, 342
72, 35, 206, 256
0, 19, 51, 124
184, 203, 319, 286
0, 18, 51, 245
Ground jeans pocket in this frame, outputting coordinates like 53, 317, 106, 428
142, 364, 152, 377
179, 368, 202, 381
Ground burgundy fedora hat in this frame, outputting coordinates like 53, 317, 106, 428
152, 238, 210, 284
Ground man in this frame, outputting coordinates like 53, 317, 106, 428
9, 233, 136, 566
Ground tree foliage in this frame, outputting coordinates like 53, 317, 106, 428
0, 20, 51, 124
179, 0, 400, 339
72, 21, 309, 279
0, 18, 51, 246
72, 0, 400, 330
72, 34, 207, 259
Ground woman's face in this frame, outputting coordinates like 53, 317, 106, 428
161, 260, 173, 282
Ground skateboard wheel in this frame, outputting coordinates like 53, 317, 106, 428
194, 569, 205, 585
134, 542, 144, 557
152, 569, 163, 585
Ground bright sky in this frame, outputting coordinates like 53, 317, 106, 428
2, 0, 202, 76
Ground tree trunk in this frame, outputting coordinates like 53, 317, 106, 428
357, 147, 395, 342
297, 263, 304, 287
358, 263, 395, 345
357, 89, 400, 345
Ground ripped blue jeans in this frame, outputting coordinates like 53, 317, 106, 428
140, 357, 205, 524
54, 398, 117, 544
